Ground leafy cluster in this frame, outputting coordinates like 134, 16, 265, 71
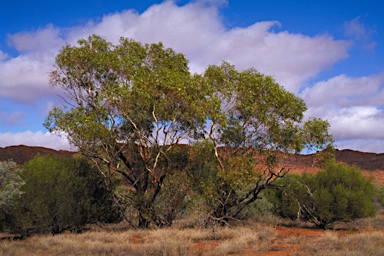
0, 161, 25, 230
0, 161, 24, 208
267, 161, 376, 229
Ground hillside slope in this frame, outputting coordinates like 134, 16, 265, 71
1, 145, 383, 184
0, 145, 75, 165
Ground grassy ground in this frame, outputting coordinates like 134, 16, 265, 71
1, 213, 384, 256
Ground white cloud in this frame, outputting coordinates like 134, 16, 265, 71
301, 74, 384, 108
7, 24, 64, 53
301, 74, 384, 152
0, 0, 350, 105
64, 1, 349, 92
328, 106, 384, 140
0, 131, 74, 151
0, 25, 65, 104
0, 51, 58, 103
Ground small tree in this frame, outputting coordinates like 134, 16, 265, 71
268, 161, 376, 229
9, 155, 121, 234
0, 161, 24, 231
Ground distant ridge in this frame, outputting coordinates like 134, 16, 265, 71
1, 145, 383, 184
0, 145, 75, 165
335, 149, 384, 171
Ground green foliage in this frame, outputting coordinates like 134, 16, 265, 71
236, 191, 275, 221
376, 185, 384, 207
187, 140, 262, 224
0, 161, 25, 231
45, 35, 333, 228
45, 35, 208, 228
188, 62, 333, 225
7, 155, 121, 234
267, 161, 376, 229
203, 62, 333, 154
0, 161, 24, 208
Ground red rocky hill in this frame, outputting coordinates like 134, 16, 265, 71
278, 149, 384, 185
1, 145, 383, 184
0, 145, 75, 165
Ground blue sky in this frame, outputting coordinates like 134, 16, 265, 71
1, 0, 384, 153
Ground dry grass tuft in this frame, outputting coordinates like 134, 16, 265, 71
0, 224, 277, 256
2, 214, 384, 256
1, 231, 136, 256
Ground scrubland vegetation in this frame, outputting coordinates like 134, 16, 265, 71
1, 35, 384, 255
1, 152, 384, 255
43, 35, 332, 228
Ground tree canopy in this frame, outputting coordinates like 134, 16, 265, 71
45, 35, 333, 228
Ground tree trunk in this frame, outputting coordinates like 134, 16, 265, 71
138, 213, 149, 229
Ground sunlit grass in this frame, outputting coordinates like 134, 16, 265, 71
1, 213, 384, 256
0, 224, 276, 256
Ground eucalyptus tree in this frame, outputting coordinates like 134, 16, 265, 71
46, 35, 333, 228
190, 62, 333, 225
45, 35, 207, 228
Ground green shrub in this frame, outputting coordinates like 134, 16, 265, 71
375, 185, 384, 209
7, 155, 122, 234
0, 160, 25, 231
268, 161, 376, 229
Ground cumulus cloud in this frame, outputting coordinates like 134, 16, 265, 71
0, 131, 74, 151
301, 74, 384, 153
0, 51, 58, 103
328, 106, 384, 139
0, 0, 350, 105
64, 1, 350, 92
301, 74, 384, 108
0, 25, 67, 104
7, 24, 64, 53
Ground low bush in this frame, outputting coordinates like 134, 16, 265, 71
4, 155, 122, 234
0, 160, 25, 231
267, 160, 376, 229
